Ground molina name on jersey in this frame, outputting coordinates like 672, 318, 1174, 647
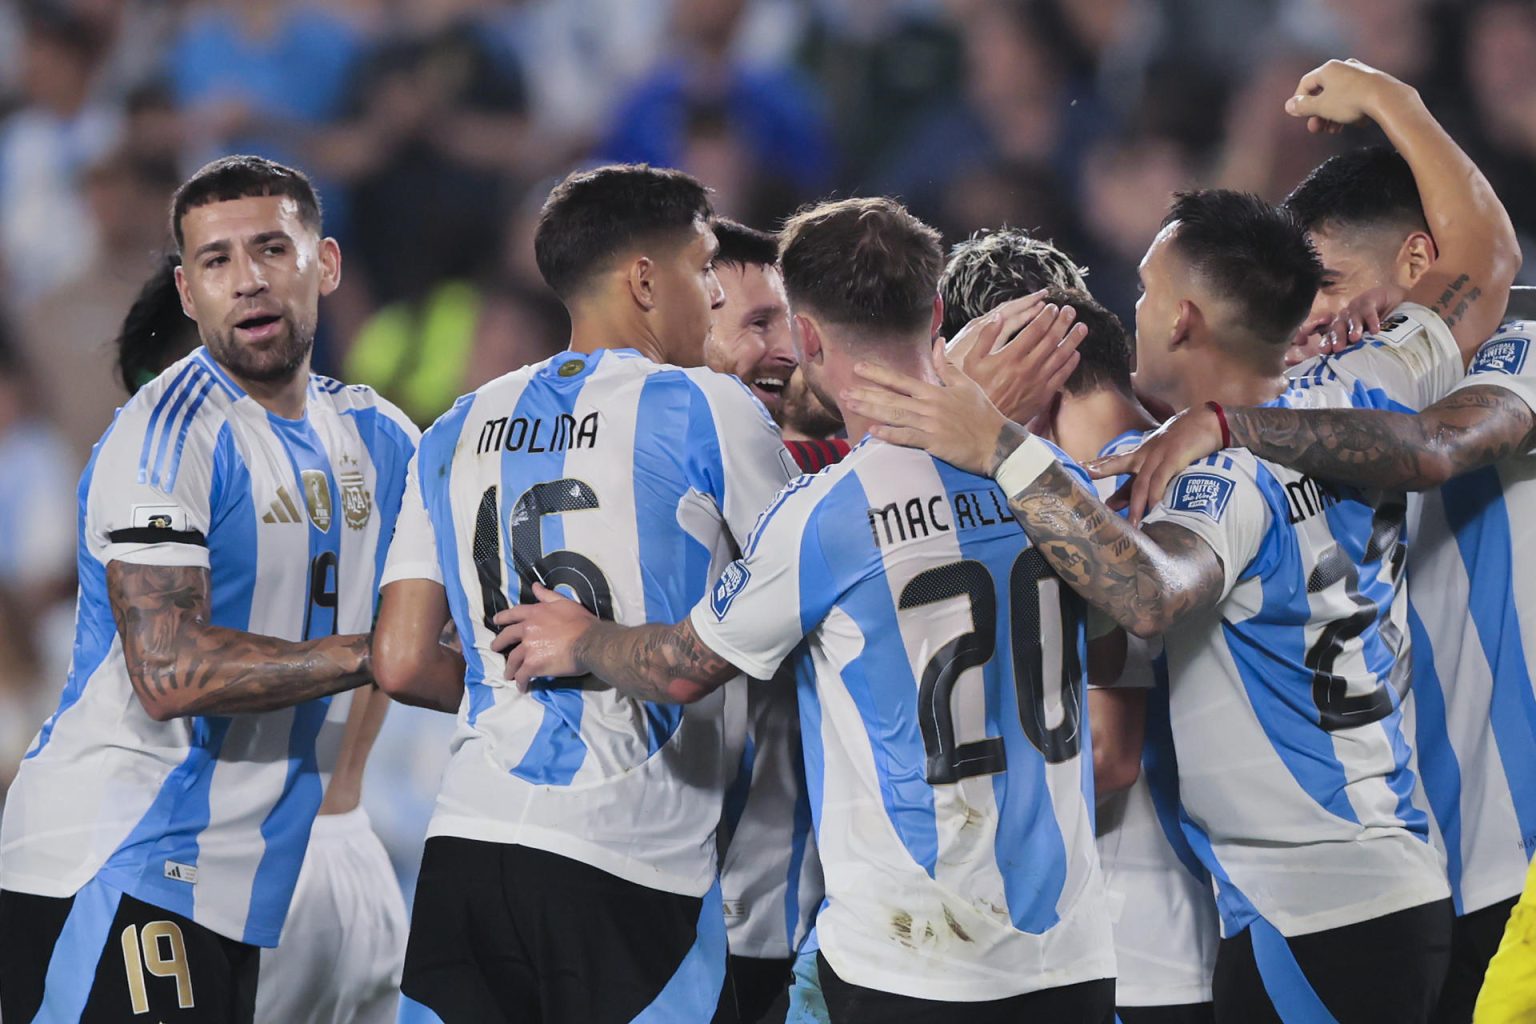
381, 348, 793, 897
0, 348, 417, 946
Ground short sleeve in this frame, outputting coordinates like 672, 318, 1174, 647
1329, 302, 1462, 412
691, 372, 798, 548
86, 401, 222, 571
1452, 323, 1536, 450
1142, 456, 1272, 603
689, 480, 832, 681
380, 454, 443, 587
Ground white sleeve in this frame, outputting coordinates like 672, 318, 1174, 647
689, 482, 832, 681
1329, 301, 1463, 411
86, 403, 220, 570
1141, 457, 1272, 603
693, 372, 798, 549
380, 454, 443, 586
1453, 322, 1536, 452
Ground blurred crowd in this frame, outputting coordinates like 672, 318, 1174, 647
1, 0, 1533, 882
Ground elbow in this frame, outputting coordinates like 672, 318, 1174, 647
372, 639, 425, 702
1125, 613, 1167, 641
1094, 747, 1141, 794
126, 663, 183, 722
1413, 452, 1458, 490
665, 677, 717, 704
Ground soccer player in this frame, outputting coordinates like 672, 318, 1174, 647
0, 155, 419, 1024
109, 257, 411, 1024
1088, 75, 1528, 1024
371, 164, 796, 1023
844, 57, 1518, 1017
701, 217, 825, 1024
494, 196, 1117, 1024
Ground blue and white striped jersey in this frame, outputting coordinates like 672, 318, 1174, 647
0, 348, 417, 947
691, 440, 1115, 1002
1405, 321, 1536, 915
381, 348, 794, 896
1089, 434, 1218, 1007
719, 654, 824, 960
1142, 302, 1460, 939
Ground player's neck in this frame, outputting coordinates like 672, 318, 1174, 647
1043, 387, 1157, 465
230, 363, 310, 421
1177, 357, 1287, 414
842, 350, 937, 446
567, 309, 670, 365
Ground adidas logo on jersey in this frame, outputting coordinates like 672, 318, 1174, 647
261, 487, 304, 524
163, 860, 198, 884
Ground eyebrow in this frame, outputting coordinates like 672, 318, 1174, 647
744, 303, 786, 321
191, 230, 294, 261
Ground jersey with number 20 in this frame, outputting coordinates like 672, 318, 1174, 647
691, 439, 1114, 1003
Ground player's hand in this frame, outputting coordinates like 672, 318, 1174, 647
1285, 58, 1407, 134
843, 344, 1011, 476
490, 584, 595, 692
946, 295, 1085, 423
1085, 404, 1225, 526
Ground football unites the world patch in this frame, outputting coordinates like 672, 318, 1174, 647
1471, 335, 1531, 377
1168, 472, 1235, 523
711, 560, 751, 621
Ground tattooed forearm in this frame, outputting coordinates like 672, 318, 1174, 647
571, 618, 738, 704
1227, 385, 1536, 491
989, 420, 1031, 476
108, 561, 372, 720
1004, 463, 1225, 637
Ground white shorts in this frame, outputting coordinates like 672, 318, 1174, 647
257, 807, 409, 1024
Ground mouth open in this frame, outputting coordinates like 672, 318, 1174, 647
751, 375, 789, 407
235, 314, 283, 341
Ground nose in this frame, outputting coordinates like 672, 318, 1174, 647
232, 250, 269, 297
707, 269, 725, 310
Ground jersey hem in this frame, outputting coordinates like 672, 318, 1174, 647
425, 814, 713, 898
1115, 983, 1214, 1006
1249, 881, 1450, 938
819, 943, 1117, 1002
1458, 875, 1526, 916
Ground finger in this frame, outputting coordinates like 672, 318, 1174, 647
1284, 346, 1307, 367
1085, 450, 1136, 479
503, 643, 526, 681
1039, 348, 1081, 397
1128, 462, 1153, 528
1362, 304, 1383, 335
841, 390, 932, 429
492, 605, 529, 627
1105, 476, 1133, 512
852, 360, 935, 397
490, 622, 525, 653
867, 423, 930, 449
532, 582, 568, 604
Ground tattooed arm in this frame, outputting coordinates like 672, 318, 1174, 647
1286, 60, 1519, 359
998, 430, 1226, 638
108, 561, 371, 721
1224, 386, 1536, 490
490, 583, 740, 703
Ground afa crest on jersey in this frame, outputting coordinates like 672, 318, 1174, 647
1169, 473, 1234, 523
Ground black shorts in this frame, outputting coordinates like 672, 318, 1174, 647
816, 951, 1114, 1024
726, 954, 793, 1023
1117, 1004, 1215, 1024
1213, 898, 1453, 1023
401, 836, 735, 1023
1435, 895, 1518, 1024
0, 882, 259, 1024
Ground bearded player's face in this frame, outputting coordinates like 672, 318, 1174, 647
175, 195, 340, 385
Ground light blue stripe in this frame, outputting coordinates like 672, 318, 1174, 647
932, 459, 1074, 933
162, 376, 216, 491
785, 943, 830, 1024
418, 395, 486, 721
1407, 601, 1467, 911
628, 880, 728, 1023
808, 471, 940, 872
1142, 662, 1210, 884
206, 425, 258, 631
137, 362, 198, 483
149, 367, 209, 488
396, 995, 450, 1023
505, 356, 593, 786
1249, 916, 1341, 1023
27, 422, 121, 759
1445, 468, 1536, 860
721, 731, 756, 845
784, 661, 815, 948
33, 878, 123, 1024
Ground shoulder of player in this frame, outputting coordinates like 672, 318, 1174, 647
1157, 448, 1268, 519
1465, 319, 1536, 378
670, 364, 778, 429
308, 378, 421, 445
108, 351, 239, 455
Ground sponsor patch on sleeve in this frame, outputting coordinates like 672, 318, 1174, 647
131, 504, 189, 532
710, 560, 752, 621
1167, 472, 1234, 523
1470, 335, 1531, 377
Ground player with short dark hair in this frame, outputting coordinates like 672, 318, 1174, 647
845, 58, 1520, 1023
372, 164, 795, 1023
0, 155, 419, 1024
494, 195, 1117, 1024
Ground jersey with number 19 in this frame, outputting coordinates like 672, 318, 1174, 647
0, 347, 418, 947
381, 348, 793, 896
690, 439, 1114, 1002
1141, 302, 1461, 940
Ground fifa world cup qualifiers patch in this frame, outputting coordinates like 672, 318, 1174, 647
1471, 335, 1531, 377
1168, 473, 1234, 523
711, 561, 751, 621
